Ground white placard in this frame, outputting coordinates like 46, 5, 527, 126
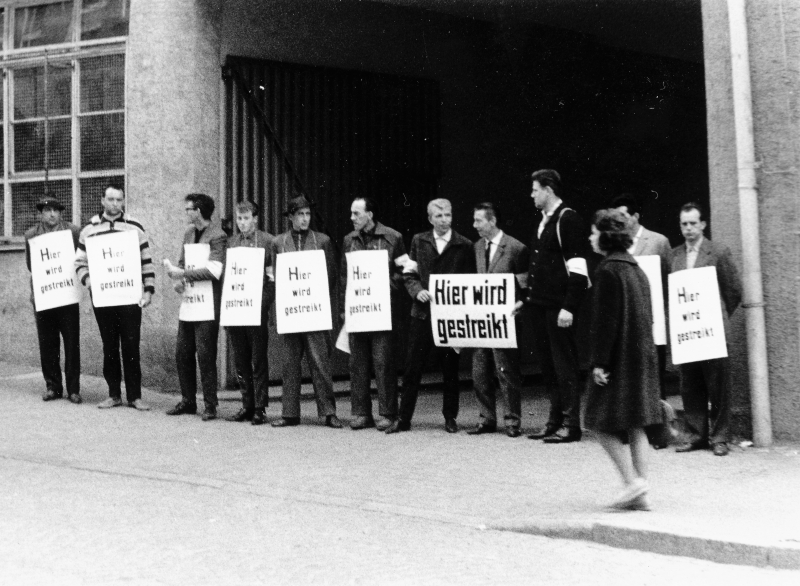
275, 249, 333, 334
85, 230, 143, 307
344, 249, 391, 332
29, 230, 81, 312
634, 255, 667, 346
429, 273, 517, 348
179, 243, 215, 322
220, 247, 265, 326
668, 266, 728, 364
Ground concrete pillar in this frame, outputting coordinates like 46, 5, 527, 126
127, 0, 222, 387
702, 0, 800, 439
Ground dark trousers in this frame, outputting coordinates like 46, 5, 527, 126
280, 331, 336, 418
349, 330, 397, 419
530, 305, 581, 430
657, 344, 668, 399
399, 316, 460, 423
228, 321, 269, 412
679, 358, 731, 445
35, 303, 80, 396
472, 347, 522, 429
93, 304, 142, 402
176, 320, 219, 408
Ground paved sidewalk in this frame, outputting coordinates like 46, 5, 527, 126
1, 361, 799, 570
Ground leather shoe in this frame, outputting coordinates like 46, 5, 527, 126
712, 442, 730, 456
271, 417, 300, 427
166, 401, 197, 416
226, 408, 254, 422
98, 397, 123, 409
385, 419, 411, 434
350, 416, 376, 430
129, 399, 150, 411
506, 427, 521, 438
251, 410, 267, 426
375, 417, 394, 431
444, 418, 459, 433
325, 414, 344, 429
467, 422, 497, 435
542, 427, 582, 444
527, 425, 559, 440
67, 394, 83, 405
675, 440, 708, 453
201, 407, 217, 421
42, 390, 63, 401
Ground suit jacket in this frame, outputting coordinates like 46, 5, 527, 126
179, 224, 228, 314
670, 237, 742, 338
632, 226, 672, 277
474, 232, 529, 301
404, 229, 475, 320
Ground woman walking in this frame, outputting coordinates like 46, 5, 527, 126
584, 209, 663, 510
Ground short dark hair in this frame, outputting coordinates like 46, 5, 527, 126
531, 169, 562, 198
186, 193, 215, 220
105, 182, 124, 196
235, 200, 259, 216
352, 196, 377, 215
610, 194, 640, 217
593, 209, 633, 252
680, 201, 705, 221
473, 202, 500, 224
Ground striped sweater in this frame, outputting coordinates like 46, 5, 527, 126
74, 212, 156, 295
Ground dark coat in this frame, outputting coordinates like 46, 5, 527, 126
584, 252, 662, 433
474, 232, 529, 301
404, 229, 475, 320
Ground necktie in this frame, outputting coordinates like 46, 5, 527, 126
485, 241, 492, 271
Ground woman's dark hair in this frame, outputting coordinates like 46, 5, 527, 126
593, 208, 633, 252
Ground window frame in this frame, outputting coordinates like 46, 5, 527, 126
0, 0, 127, 246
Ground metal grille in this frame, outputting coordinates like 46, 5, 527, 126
14, 1, 74, 49
223, 57, 441, 245
11, 179, 72, 234
80, 174, 122, 226
79, 54, 124, 172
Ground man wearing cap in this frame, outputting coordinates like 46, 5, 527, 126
386, 198, 475, 434
164, 193, 227, 421
74, 183, 155, 411
341, 197, 407, 431
270, 196, 342, 429
224, 200, 274, 426
24, 197, 82, 403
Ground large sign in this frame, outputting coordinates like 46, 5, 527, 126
85, 230, 143, 307
29, 230, 82, 312
275, 249, 333, 334
220, 247, 266, 327
179, 243, 215, 322
668, 266, 728, 364
344, 249, 391, 332
634, 255, 667, 346
429, 273, 517, 348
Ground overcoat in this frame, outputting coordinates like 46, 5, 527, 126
584, 251, 662, 433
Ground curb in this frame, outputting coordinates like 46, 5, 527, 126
493, 519, 800, 570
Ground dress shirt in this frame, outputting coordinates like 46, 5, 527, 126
686, 236, 704, 270
485, 230, 504, 264
434, 229, 451, 254
627, 226, 644, 255
537, 197, 563, 238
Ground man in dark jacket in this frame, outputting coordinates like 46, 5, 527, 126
224, 200, 274, 426
386, 199, 475, 434
24, 197, 82, 403
340, 197, 407, 431
525, 169, 590, 444
271, 196, 342, 429
164, 193, 227, 421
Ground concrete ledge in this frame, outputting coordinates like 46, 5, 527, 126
493, 520, 800, 570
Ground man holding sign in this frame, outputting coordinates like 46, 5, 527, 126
271, 196, 341, 429
670, 202, 742, 456
75, 183, 155, 411
165, 193, 227, 421
340, 197, 407, 431
24, 197, 82, 403
222, 200, 274, 426
467, 202, 528, 437
386, 198, 475, 435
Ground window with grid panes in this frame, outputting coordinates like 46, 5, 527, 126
1, 0, 128, 242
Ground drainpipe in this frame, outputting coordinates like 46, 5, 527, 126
726, 0, 772, 446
